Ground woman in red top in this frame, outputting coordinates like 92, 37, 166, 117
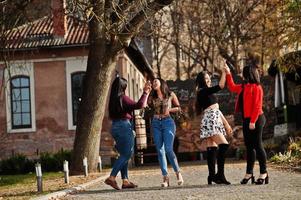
224, 57, 268, 185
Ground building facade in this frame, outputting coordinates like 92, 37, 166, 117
0, 0, 152, 165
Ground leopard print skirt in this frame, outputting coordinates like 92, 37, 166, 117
200, 108, 226, 139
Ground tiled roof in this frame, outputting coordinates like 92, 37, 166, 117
2, 15, 154, 77
4, 16, 89, 49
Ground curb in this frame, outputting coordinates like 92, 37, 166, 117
32, 175, 107, 200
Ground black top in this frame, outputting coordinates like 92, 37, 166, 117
196, 85, 221, 110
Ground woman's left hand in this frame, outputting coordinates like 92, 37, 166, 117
249, 123, 256, 130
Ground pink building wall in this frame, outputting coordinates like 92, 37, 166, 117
0, 49, 146, 165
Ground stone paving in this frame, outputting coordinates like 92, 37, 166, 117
63, 161, 301, 200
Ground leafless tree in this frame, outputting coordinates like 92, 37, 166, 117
67, 0, 174, 174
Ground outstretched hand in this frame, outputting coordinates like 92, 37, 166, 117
143, 80, 152, 94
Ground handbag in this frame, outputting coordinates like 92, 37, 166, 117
171, 110, 188, 123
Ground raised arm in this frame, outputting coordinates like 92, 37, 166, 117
224, 63, 242, 93
226, 73, 242, 94
123, 92, 148, 111
123, 81, 151, 111
219, 71, 226, 89
199, 85, 222, 96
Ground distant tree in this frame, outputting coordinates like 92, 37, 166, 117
282, 0, 301, 49
170, 0, 183, 79
151, 10, 173, 78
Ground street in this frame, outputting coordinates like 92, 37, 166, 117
63, 162, 301, 200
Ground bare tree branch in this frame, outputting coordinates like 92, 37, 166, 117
118, 0, 173, 46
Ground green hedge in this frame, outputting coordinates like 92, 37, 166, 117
0, 154, 34, 175
39, 149, 71, 172
0, 149, 72, 175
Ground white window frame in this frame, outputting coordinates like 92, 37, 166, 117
66, 58, 87, 130
4, 62, 36, 133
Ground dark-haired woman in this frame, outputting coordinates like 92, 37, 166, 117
224, 58, 268, 185
195, 69, 232, 185
148, 78, 184, 187
104, 77, 151, 190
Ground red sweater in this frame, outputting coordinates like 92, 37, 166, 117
111, 93, 148, 120
226, 74, 263, 123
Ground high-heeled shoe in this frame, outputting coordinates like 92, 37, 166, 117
255, 173, 269, 185
161, 176, 169, 187
176, 172, 184, 186
240, 174, 255, 184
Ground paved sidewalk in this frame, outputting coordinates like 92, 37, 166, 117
63, 162, 301, 200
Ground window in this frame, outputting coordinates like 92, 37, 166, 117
71, 72, 85, 125
10, 76, 32, 129
128, 73, 131, 97
4, 62, 36, 133
132, 78, 135, 100
66, 58, 87, 130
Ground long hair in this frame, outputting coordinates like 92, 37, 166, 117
108, 77, 128, 119
243, 55, 261, 84
150, 78, 171, 99
195, 71, 208, 90
195, 71, 208, 115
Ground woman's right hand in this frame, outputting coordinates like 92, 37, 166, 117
225, 124, 233, 136
223, 60, 231, 74
143, 81, 152, 94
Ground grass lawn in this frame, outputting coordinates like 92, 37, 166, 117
0, 172, 61, 187
0, 171, 106, 200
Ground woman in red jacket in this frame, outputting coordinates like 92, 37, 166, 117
224, 58, 268, 185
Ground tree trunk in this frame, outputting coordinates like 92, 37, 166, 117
175, 42, 181, 79
69, 0, 175, 175
171, 0, 181, 80
154, 37, 162, 78
70, 18, 119, 175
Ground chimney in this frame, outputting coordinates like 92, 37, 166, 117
52, 0, 67, 38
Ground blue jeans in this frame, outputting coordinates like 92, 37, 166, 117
151, 117, 180, 176
110, 119, 134, 179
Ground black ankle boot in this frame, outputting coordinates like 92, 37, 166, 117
215, 173, 231, 185
206, 147, 217, 185
208, 175, 220, 184
216, 144, 231, 185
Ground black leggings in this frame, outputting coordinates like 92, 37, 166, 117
243, 114, 267, 174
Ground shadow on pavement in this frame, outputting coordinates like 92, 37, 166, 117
74, 183, 244, 195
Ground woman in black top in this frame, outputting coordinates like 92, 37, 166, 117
195, 68, 232, 185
